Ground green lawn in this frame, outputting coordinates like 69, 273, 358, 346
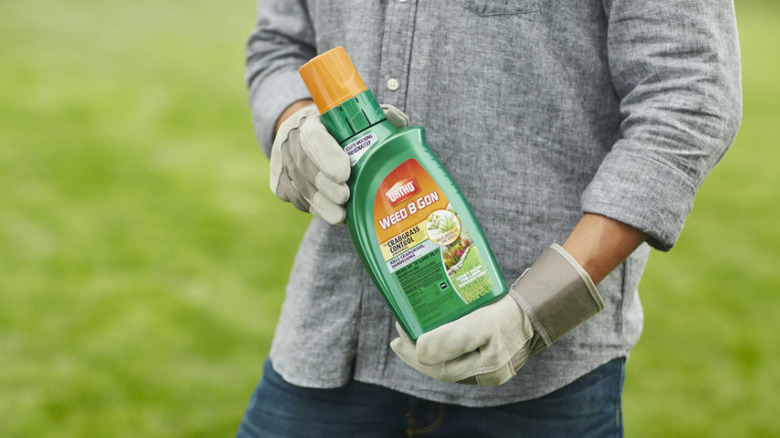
0, 1, 307, 436
1, 1, 778, 436
623, 2, 780, 436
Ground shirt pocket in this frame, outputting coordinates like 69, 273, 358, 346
454, 0, 539, 16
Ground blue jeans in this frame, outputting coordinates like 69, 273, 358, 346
237, 357, 625, 438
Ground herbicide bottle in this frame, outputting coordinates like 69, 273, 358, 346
299, 46, 507, 341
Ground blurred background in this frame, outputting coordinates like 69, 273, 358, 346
1, 1, 777, 436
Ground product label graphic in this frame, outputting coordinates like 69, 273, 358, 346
344, 133, 378, 166
374, 159, 494, 327
385, 178, 420, 206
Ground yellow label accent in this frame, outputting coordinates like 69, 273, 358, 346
380, 223, 429, 261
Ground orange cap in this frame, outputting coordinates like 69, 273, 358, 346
299, 46, 368, 114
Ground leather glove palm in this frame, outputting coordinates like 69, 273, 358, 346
391, 295, 534, 385
270, 103, 409, 224
390, 244, 603, 385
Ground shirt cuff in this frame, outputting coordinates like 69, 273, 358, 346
581, 144, 697, 251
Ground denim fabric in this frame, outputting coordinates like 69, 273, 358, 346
237, 357, 625, 438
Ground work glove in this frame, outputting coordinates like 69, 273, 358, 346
390, 244, 603, 385
270, 103, 410, 224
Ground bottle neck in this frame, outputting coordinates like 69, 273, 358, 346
319, 90, 386, 144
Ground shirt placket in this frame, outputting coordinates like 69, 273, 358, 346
374, 0, 418, 112
354, 0, 418, 377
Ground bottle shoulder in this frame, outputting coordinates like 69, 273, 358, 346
349, 125, 431, 174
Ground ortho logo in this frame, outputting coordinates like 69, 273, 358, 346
385, 178, 419, 206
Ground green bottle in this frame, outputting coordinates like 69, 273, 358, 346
299, 47, 507, 341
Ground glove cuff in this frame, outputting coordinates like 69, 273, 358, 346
508, 244, 603, 354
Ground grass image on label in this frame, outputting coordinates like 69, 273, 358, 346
426, 209, 461, 246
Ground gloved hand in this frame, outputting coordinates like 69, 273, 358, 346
270, 103, 409, 224
390, 244, 604, 385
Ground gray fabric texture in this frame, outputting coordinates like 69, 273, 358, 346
245, 0, 742, 406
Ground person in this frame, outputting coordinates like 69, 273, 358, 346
237, 1, 742, 437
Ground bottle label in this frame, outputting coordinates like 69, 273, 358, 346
374, 159, 494, 327
344, 132, 378, 167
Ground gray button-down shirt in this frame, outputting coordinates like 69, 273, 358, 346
246, 0, 741, 406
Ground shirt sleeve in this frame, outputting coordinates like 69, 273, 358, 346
245, 0, 316, 157
581, 0, 742, 251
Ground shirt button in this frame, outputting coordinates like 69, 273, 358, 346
398, 0, 407, 3
386, 78, 400, 91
